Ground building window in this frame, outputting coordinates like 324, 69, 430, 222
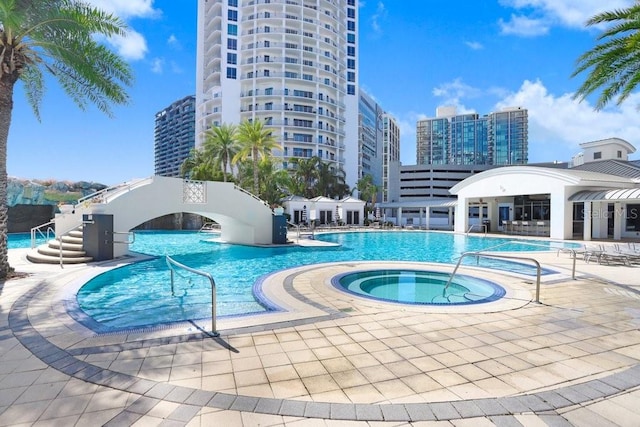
227, 24, 237, 35
347, 71, 355, 82
227, 53, 237, 64
347, 33, 355, 44
226, 67, 236, 79
347, 0, 355, 5
264, 69, 270, 76
347, 46, 355, 56
347, 84, 355, 95
618, 150, 623, 158
228, 0, 238, 6
594, 151, 602, 160
227, 38, 237, 50
348, 20, 355, 31
347, 8, 355, 18
347, 59, 355, 69
228, 10, 238, 21
265, 102, 273, 110
264, 55, 270, 62
265, 87, 273, 95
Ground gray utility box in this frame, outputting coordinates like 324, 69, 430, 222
272, 215, 288, 244
82, 214, 114, 261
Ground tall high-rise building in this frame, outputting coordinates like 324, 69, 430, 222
358, 90, 382, 185
196, 0, 359, 189
382, 113, 400, 203
154, 95, 196, 177
416, 106, 528, 166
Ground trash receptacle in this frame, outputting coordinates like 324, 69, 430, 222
482, 219, 491, 232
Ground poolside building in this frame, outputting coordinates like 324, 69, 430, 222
281, 195, 365, 226
154, 95, 196, 177
195, 0, 360, 189
451, 138, 640, 241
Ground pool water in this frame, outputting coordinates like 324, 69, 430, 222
336, 269, 506, 305
77, 231, 568, 331
8, 233, 47, 249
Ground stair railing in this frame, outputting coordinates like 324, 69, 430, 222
56, 223, 85, 269
30, 220, 55, 248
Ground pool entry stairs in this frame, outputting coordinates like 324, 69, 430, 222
26, 227, 94, 264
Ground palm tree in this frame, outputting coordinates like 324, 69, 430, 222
572, 2, 640, 110
317, 161, 349, 199
180, 148, 217, 181
0, 0, 132, 278
356, 174, 380, 219
203, 123, 238, 182
232, 119, 280, 194
290, 156, 319, 198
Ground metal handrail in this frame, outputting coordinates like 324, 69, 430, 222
466, 224, 487, 236
232, 184, 271, 208
30, 220, 55, 248
113, 231, 135, 244
76, 177, 151, 206
446, 251, 542, 303
286, 220, 300, 241
165, 255, 219, 336
56, 223, 84, 269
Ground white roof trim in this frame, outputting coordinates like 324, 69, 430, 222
569, 188, 640, 202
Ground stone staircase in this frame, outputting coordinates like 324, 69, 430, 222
26, 228, 93, 264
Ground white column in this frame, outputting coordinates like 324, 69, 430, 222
614, 202, 622, 240
583, 201, 592, 241
454, 197, 468, 234
397, 207, 403, 226
425, 207, 431, 230
448, 207, 454, 230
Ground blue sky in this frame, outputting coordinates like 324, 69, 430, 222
8, 0, 640, 185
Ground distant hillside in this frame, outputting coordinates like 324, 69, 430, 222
7, 177, 107, 207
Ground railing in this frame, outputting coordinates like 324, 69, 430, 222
113, 231, 135, 245
30, 220, 55, 248
57, 223, 85, 269
165, 255, 219, 336
198, 222, 221, 233
466, 224, 487, 236
233, 184, 271, 209
446, 251, 542, 303
76, 177, 151, 206
287, 220, 301, 241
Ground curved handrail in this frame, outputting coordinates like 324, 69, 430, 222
446, 251, 542, 303
232, 184, 271, 209
165, 255, 219, 336
76, 177, 152, 206
30, 220, 55, 248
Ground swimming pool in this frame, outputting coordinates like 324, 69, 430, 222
76, 231, 569, 331
8, 233, 47, 249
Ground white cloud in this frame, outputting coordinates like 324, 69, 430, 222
170, 61, 183, 74
86, 0, 159, 20
498, 0, 634, 36
494, 79, 640, 161
86, 0, 159, 60
107, 29, 148, 61
167, 34, 181, 49
150, 57, 164, 74
371, 1, 387, 35
499, 14, 549, 36
465, 41, 484, 50
432, 78, 482, 112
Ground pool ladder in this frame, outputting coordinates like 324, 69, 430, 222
165, 255, 219, 336
445, 251, 542, 303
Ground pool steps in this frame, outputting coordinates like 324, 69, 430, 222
26, 228, 93, 264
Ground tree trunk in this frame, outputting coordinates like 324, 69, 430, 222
0, 78, 16, 278
252, 147, 259, 195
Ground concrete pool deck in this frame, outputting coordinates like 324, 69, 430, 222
1, 243, 640, 426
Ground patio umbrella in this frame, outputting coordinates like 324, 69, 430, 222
335, 205, 340, 222
301, 205, 307, 224
375, 206, 381, 220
